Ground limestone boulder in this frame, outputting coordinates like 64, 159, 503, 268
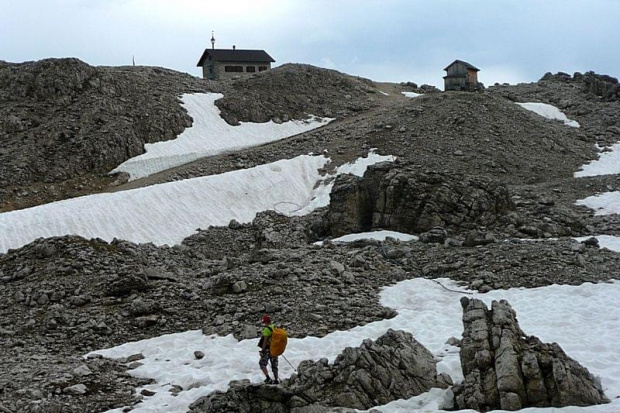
327, 162, 513, 237
453, 297, 609, 411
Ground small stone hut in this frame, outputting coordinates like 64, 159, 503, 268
443, 60, 481, 91
196, 34, 275, 81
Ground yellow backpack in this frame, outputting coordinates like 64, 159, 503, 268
269, 326, 288, 357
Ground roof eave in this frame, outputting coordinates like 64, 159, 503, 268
444, 59, 480, 72
196, 50, 209, 67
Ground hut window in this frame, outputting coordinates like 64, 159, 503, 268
258, 66, 268, 72
225, 66, 243, 73
246, 66, 256, 72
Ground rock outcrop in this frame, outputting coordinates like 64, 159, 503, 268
189, 329, 450, 412
327, 162, 514, 237
0, 58, 210, 210
453, 297, 609, 411
541, 71, 620, 102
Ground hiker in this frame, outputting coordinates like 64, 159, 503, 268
258, 314, 279, 384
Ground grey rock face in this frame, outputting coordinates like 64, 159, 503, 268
104, 271, 149, 297
254, 210, 318, 250
0, 58, 210, 211
536, 70, 619, 103
327, 163, 513, 237
453, 297, 609, 411
189, 329, 448, 412
580, 72, 619, 101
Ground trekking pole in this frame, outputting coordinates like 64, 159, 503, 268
282, 355, 297, 372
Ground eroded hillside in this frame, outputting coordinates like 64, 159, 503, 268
0, 60, 382, 211
0, 58, 212, 210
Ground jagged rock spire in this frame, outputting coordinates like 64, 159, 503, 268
453, 297, 609, 411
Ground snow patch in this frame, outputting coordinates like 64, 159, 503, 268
516, 102, 580, 127
90, 278, 620, 413
0, 155, 327, 253
111, 93, 332, 181
401, 91, 421, 98
314, 230, 418, 245
575, 142, 620, 177
576, 191, 620, 216
0, 152, 395, 254
335, 151, 395, 177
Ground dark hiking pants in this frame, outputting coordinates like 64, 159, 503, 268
259, 350, 279, 377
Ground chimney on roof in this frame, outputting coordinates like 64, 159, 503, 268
211, 31, 215, 50
232, 45, 236, 51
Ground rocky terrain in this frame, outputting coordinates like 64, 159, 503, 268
0, 60, 378, 211
213, 63, 379, 125
1, 59, 619, 412
0, 58, 209, 211
187, 299, 609, 412
189, 329, 452, 412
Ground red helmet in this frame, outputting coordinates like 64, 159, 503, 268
261, 314, 271, 324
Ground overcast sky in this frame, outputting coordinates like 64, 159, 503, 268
1, 0, 619, 88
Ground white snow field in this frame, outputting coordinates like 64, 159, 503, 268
575, 143, 620, 177
516, 102, 580, 127
0, 152, 394, 254
401, 91, 421, 98
576, 191, 620, 216
110, 93, 332, 181
313, 230, 418, 245
90, 278, 620, 413
574, 140, 620, 213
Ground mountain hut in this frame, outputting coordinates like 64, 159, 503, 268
443, 60, 481, 91
196, 32, 275, 80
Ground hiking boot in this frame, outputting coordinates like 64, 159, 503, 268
264, 377, 273, 384
273, 379, 280, 385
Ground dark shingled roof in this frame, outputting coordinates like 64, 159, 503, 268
197, 49, 275, 66
444, 59, 479, 71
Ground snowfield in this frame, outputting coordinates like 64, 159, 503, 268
110, 93, 332, 181
0, 155, 326, 253
0, 152, 394, 254
516, 102, 580, 127
89, 278, 620, 413
575, 143, 620, 177
576, 191, 620, 216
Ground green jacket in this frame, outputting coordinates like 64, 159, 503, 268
259, 323, 275, 349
